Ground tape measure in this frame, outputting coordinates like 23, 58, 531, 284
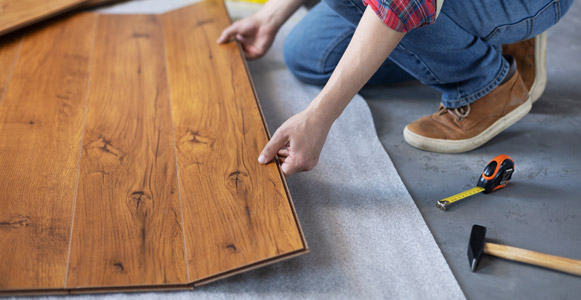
437, 155, 515, 211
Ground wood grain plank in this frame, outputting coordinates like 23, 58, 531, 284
162, 0, 306, 281
0, 13, 97, 290
66, 14, 188, 288
0, 0, 88, 36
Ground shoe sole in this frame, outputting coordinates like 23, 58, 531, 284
530, 32, 547, 103
403, 98, 532, 153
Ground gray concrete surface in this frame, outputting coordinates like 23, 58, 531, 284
363, 2, 581, 299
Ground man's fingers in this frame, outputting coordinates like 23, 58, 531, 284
236, 33, 248, 43
277, 148, 289, 157
237, 35, 255, 58
216, 25, 237, 43
237, 36, 263, 59
258, 131, 288, 164
281, 161, 301, 177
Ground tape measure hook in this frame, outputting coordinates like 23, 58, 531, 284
499, 168, 514, 186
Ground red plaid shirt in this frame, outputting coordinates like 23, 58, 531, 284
363, 0, 438, 33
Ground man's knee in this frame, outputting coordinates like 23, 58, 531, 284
283, 23, 330, 85
282, 27, 303, 79
282, 1, 358, 85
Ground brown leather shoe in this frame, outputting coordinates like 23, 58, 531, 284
403, 68, 531, 153
502, 32, 547, 103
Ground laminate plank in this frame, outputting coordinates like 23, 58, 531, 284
162, 0, 306, 281
0, 13, 97, 290
66, 14, 188, 288
0, 0, 88, 36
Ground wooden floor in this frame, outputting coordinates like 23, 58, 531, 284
0, 0, 306, 295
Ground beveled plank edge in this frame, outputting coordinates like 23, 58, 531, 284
63, 12, 100, 289
69, 285, 192, 295
0, 248, 308, 295
217, 0, 309, 251
0, 284, 193, 296
82, 0, 127, 8
193, 247, 309, 287
0, 1, 90, 37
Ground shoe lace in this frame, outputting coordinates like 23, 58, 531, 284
438, 104, 471, 121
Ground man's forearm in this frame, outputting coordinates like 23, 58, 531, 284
257, 0, 306, 30
306, 6, 405, 123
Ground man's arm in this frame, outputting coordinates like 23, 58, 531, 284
306, 6, 405, 124
258, 6, 406, 176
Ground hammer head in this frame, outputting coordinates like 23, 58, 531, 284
467, 225, 487, 272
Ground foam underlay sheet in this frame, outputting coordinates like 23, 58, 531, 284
22, 1, 465, 299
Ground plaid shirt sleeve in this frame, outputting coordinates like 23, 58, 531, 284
362, 0, 437, 33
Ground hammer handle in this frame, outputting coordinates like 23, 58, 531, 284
484, 242, 581, 276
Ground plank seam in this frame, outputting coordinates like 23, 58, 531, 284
160, 19, 191, 283
0, 38, 23, 106
63, 13, 99, 288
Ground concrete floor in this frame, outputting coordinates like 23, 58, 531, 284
364, 2, 581, 299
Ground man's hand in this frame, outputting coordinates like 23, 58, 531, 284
258, 108, 332, 176
216, 15, 277, 60
216, 0, 304, 59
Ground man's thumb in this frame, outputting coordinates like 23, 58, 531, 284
258, 131, 287, 164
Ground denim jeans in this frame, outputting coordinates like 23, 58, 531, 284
283, 0, 573, 108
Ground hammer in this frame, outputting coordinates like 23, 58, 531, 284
468, 225, 581, 276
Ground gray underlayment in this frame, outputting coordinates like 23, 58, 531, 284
23, 0, 580, 299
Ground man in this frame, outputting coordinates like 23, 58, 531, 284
218, 0, 572, 176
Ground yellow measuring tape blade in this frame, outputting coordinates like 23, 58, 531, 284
440, 186, 485, 205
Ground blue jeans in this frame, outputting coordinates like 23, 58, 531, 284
283, 0, 573, 108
